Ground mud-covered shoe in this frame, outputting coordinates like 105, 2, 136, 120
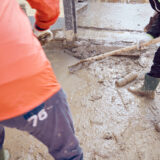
128, 86, 155, 99
0, 149, 10, 160
128, 74, 160, 99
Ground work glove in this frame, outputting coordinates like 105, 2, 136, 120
136, 12, 160, 50
145, 12, 160, 38
144, 12, 158, 33
136, 33, 154, 50
33, 27, 53, 46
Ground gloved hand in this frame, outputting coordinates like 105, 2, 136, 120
136, 33, 154, 50
144, 12, 158, 32
33, 28, 53, 46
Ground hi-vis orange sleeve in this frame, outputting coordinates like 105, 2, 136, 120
27, 0, 60, 29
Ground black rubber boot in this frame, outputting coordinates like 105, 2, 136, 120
128, 74, 160, 99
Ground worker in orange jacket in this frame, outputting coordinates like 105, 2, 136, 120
0, 0, 83, 160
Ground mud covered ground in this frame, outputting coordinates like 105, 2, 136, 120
4, 41, 160, 160
50, 43, 160, 160
4, 0, 160, 160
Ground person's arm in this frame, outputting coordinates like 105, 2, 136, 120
149, 0, 160, 12
27, 0, 60, 30
143, 0, 160, 38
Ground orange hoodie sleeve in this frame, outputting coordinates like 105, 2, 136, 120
27, 0, 60, 30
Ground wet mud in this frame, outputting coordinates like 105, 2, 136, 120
4, 41, 160, 160
4, 0, 160, 160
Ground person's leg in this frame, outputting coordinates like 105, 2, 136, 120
149, 0, 160, 12
128, 47, 160, 99
0, 126, 5, 150
148, 47, 160, 78
0, 126, 5, 159
0, 89, 83, 160
144, 0, 160, 37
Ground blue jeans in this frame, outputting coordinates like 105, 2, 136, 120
0, 89, 83, 160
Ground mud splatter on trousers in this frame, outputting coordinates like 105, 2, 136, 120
0, 89, 83, 160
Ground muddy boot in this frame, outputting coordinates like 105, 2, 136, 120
0, 149, 4, 160
128, 74, 160, 99
0, 148, 10, 160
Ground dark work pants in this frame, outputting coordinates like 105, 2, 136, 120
147, 0, 160, 77
0, 89, 83, 160
148, 47, 160, 78
147, 0, 160, 38
149, 0, 160, 12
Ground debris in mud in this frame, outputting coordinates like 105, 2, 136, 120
89, 90, 103, 101
67, 40, 140, 59
60, 35, 140, 59
68, 61, 90, 73
68, 37, 160, 73
90, 119, 103, 126
138, 56, 150, 68
112, 133, 119, 143
102, 131, 119, 144
111, 96, 116, 103
94, 151, 109, 159
97, 80, 105, 85
102, 132, 113, 140
65, 39, 120, 59
116, 89, 128, 110
115, 72, 138, 87
89, 95, 102, 101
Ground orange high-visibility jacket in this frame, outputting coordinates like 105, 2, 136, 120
27, 0, 60, 29
0, 0, 60, 121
